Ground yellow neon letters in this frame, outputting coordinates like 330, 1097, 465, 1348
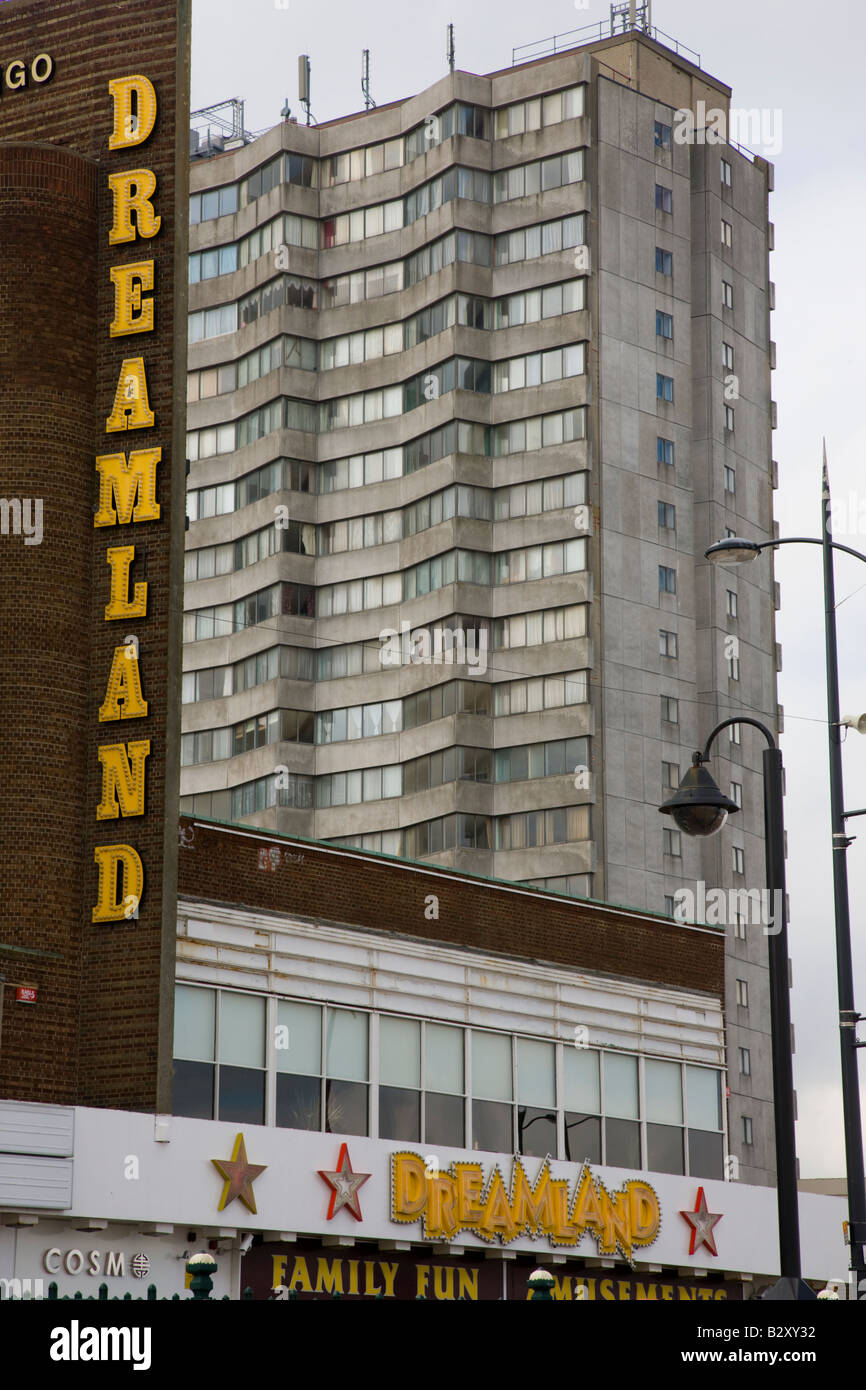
94, 71, 164, 925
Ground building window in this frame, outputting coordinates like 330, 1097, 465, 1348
661, 695, 679, 723
658, 564, 677, 594
656, 373, 674, 402
656, 310, 673, 340
739, 1047, 751, 1077
662, 760, 680, 789
606, 1056, 639, 1167
659, 630, 678, 659
734, 913, 746, 940
721, 158, 733, 188
728, 654, 740, 681
729, 721, 741, 745
730, 781, 743, 807
725, 405, 735, 432
658, 501, 676, 530
736, 978, 749, 1007
654, 120, 672, 148
722, 280, 734, 309
723, 342, 734, 371
727, 589, 738, 618
172, 986, 724, 1174
655, 184, 673, 213
742, 1116, 753, 1145
379, 1016, 463, 1146
172, 985, 267, 1126
724, 465, 736, 493
663, 826, 681, 856
732, 845, 745, 874
664, 894, 676, 917
655, 247, 673, 275
657, 436, 675, 466
721, 218, 733, 247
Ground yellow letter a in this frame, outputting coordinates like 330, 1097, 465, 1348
99, 645, 148, 722
105, 358, 155, 433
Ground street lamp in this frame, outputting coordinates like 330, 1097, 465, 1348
661, 718, 814, 1299
705, 449, 866, 1300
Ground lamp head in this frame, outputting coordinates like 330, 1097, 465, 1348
705, 537, 762, 564
659, 753, 740, 837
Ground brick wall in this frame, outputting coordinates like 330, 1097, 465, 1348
0, 0, 190, 1110
178, 817, 725, 998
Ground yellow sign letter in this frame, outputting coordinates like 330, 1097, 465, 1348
96, 740, 151, 820
92, 843, 144, 923
94, 448, 161, 527
109, 261, 155, 337
105, 545, 147, 620
99, 645, 148, 722
108, 75, 157, 150
105, 358, 155, 433
108, 170, 161, 245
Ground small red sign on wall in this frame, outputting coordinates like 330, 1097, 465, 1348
16, 986, 37, 1004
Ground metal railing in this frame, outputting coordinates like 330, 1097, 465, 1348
513, 22, 699, 68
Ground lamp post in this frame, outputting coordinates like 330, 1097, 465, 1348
660, 719, 814, 1299
705, 451, 866, 1300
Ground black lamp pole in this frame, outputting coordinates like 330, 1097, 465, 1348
661, 718, 809, 1296
821, 458, 866, 1296
704, 457, 866, 1299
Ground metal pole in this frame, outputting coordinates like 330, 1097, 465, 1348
821, 449, 866, 1296
700, 717, 811, 1294
761, 744, 802, 1280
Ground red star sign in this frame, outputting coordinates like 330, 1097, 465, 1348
680, 1186, 723, 1257
318, 1143, 371, 1222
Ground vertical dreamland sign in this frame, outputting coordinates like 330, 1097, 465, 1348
0, 0, 190, 1109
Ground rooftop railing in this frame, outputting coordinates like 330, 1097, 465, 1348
512, 22, 700, 69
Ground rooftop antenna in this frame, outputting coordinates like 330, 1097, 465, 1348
610, 0, 652, 34
280, 98, 292, 123
361, 49, 376, 110
447, 23, 455, 74
298, 54, 312, 126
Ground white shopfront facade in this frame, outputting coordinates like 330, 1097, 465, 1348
0, 903, 850, 1297
0, 1099, 850, 1299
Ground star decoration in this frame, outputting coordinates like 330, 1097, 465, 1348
680, 1186, 722, 1257
211, 1133, 267, 1214
318, 1143, 371, 1222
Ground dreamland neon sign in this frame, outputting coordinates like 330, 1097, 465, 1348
92, 73, 164, 924
391, 1153, 661, 1258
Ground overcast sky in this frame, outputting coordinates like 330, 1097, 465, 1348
191, 0, 866, 1179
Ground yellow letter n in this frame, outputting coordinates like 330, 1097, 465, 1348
96, 740, 150, 820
